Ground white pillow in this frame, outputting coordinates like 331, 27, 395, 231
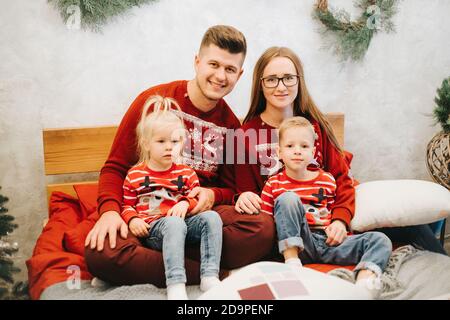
351, 180, 450, 232
197, 261, 370, 300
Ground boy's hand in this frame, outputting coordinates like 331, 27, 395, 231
325, 220, 347, 246
129, 218, 150, 238
167, 201, 190, 219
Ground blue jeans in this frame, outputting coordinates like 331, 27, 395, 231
375, 224, 447, 255
274, 192, 392, 277
144, 211, 223, 286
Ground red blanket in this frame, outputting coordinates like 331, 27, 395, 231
26, 191, 96, 300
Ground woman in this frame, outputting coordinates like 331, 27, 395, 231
234, 46, 447, 255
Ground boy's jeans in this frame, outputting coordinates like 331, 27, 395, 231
274, 192, 392, 277
144, 211, 223, 286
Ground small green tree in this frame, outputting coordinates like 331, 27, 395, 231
433, 77, 450, 133
0, 187, 28, 300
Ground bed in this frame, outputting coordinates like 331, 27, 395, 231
27, 113, 450, 300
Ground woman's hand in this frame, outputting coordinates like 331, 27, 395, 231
128, 218, 150, 238
167, 201, 190, 219
235, 191, 263, 214
85, 210, 128, 251
188, 187, 215, 214
325, 220, 348, 246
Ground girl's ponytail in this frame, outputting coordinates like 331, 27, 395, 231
136, 95, 184, 165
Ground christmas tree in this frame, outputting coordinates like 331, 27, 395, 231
0, 187, 28, 300
434, 77, 450, 133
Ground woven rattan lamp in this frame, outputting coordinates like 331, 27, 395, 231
427, 132, 449, 190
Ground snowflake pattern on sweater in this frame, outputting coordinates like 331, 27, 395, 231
174, 110, 227, 175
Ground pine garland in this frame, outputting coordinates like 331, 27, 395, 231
48, 0, 158, 31
433, 77, 450, 133
313, 0, 399, 61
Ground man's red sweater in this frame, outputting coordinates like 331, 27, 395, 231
98, 80, 241, 215
234, 115, 355, 228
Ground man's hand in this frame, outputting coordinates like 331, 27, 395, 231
325, 220, 348, 246
128, 218, 150, 238
188, 187, 215, 214
167, 201, 190, 219
235, 191, 262, 214
85, 211, 128, 251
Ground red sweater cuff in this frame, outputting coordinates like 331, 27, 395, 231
121, 211, 138, 225
331, 207, 352, 229
178, 197, 198, 212
98, 200, 121, 216
211, 187, 222, 205
210, 187, 234, 205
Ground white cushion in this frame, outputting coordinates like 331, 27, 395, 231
351, 180, 450, 232
429, 293, 450, 300
197, 261, 370, 300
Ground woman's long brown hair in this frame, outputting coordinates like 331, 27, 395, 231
243, 46, 342, 153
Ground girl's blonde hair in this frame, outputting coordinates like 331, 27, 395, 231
243, 46, 342, 153
136, 95, 185, 164
278, 116, 318, 144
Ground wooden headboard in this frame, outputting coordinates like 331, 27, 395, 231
43, 113, 344, 204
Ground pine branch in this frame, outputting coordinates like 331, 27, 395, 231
434, 77, 450, 133
48, 0, 159, 31
0, 280, 28, 300
0, 247, 18, 256
0, 216, 17, 237
0, 258, 19, 283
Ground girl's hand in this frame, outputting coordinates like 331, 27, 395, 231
129, 218, 150, 238
168, 201, 190, 219
235, 192, 262, 214
325, 220, 347, 246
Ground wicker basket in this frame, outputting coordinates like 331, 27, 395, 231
426, 131, 450, 190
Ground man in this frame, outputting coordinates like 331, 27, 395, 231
84, 25, 275, 286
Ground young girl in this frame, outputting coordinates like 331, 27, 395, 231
260, 117, 392, 298
121, 95, 222, 300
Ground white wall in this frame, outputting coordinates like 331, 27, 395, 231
1, 0, 449, 283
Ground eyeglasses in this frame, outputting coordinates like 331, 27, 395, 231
261, 74, 300, 88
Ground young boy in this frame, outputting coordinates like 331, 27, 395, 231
260, 116, 392, 298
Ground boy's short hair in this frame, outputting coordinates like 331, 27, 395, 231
278, 117, 318, 144
200, 25, 247, 56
